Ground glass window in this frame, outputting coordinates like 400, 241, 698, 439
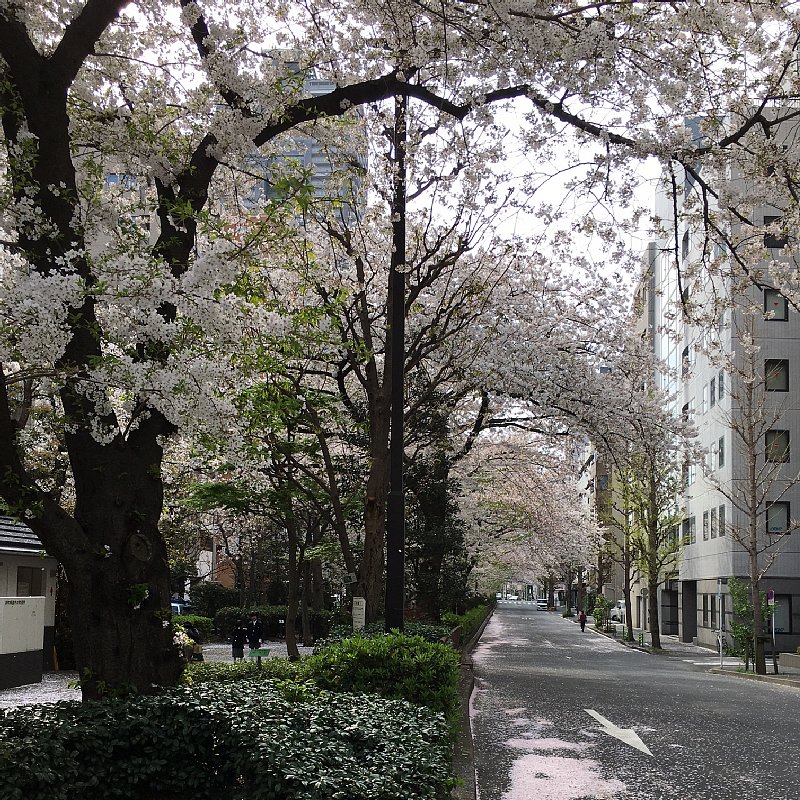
689, 516, 696, 544
764, 215, 788, 249
702, 594, 710, 627
718, 504, 726, 537
773, 595, 792, 634
702, 385, 709, 414
765, 359, 789, 392
766, 430, 790, 462
16, 566, 43, 597
765, 289, 788, 321
710, 378, 716, 407
718, 370, 725, 399
711, 507, 718, 539
703, 511, 710, 540
766, 501, 790, 534
718, 436, 725, 468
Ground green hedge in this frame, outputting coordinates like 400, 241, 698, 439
0, 680, 454, 800
316, 620, 453, 651
441, 603, 492, 643
307, 632, 461, 738
213, 605, 333, 640
172, 614, 213, 642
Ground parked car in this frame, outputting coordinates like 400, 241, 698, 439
608, 601, 625, 622
171, 600, 194, 616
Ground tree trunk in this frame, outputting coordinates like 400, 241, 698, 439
750, 571, 766, 675
623, 554, 634, 642
31, 430, 184, 700
301, 560, 313, 646
284, 513, 301, 660
648, 576, 661, 649
359, 400, 391, 622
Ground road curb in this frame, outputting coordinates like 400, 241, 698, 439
451, 609, 494, 800
708, 667, 800, 689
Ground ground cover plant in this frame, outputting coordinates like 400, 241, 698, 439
0, 680, 453, 800
0, 632, 460, 799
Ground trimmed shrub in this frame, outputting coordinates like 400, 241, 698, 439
441, 604, 492, 644
172, 614, 213, 642
308, 632, 461, 738
316, 619, 453, 651
214, 605, 333, 640
0, 680, 454, 800
188, 582, 240, 619
182, 657, 311, 687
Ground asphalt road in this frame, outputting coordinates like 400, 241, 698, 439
471, 602, 800, 800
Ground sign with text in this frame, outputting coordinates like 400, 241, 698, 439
352, 597, 366, 630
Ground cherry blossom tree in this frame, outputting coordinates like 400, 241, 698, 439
3, 0, 800, 697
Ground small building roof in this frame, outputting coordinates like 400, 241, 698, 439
0, 515, 47, 554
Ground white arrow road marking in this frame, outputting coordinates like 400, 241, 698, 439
584, 709, 653, 756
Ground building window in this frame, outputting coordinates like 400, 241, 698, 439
711, 595, 718, 629
703, 510, 710, 540
765, 359, 789, 392
16, 566, 43, 597
765, 289, 788, 321
718, 370, 725, 399
766, 501, 790, 535
702, 384, 709, 414
682, 230, 691, 259
710, 378, 716, 408
718, 436, 725, 468
766, 430, 790, 462
764, 215, 788, 250
702, 594, 710, 627
719, 504, 726, 537
710, 507, 718, 538
773, 595, 792, 634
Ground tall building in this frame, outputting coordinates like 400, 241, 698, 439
641, 125, 800, 652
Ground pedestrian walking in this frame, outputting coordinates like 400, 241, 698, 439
579, 609, 587, 632
231, 618, 248, 663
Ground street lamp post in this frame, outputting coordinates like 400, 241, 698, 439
385, 91, 407, 633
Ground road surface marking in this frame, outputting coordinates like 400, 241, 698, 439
584, 709, 653, 756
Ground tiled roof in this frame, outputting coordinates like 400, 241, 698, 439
0, 515, 46, 553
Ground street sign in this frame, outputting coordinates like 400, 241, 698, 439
352, 597, 366, 630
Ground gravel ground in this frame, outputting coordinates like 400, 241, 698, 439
0, 640, 316, 709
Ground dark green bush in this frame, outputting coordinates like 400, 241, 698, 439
308, 632, 461, 739
214, 605, 333, 640
172, 614, 213, 642
0, 680, 454, 800
188, 582, 240, 619
441, 603, 492, 643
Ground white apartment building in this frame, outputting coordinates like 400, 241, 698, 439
643, 129, 800, 651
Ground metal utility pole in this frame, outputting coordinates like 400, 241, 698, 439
385, 90, 407, 633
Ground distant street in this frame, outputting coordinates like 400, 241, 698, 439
471, 602, 800, 800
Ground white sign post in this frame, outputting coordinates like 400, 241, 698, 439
352, 597, 366, 631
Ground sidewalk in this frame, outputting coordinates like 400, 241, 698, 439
577, 614, 800, 688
